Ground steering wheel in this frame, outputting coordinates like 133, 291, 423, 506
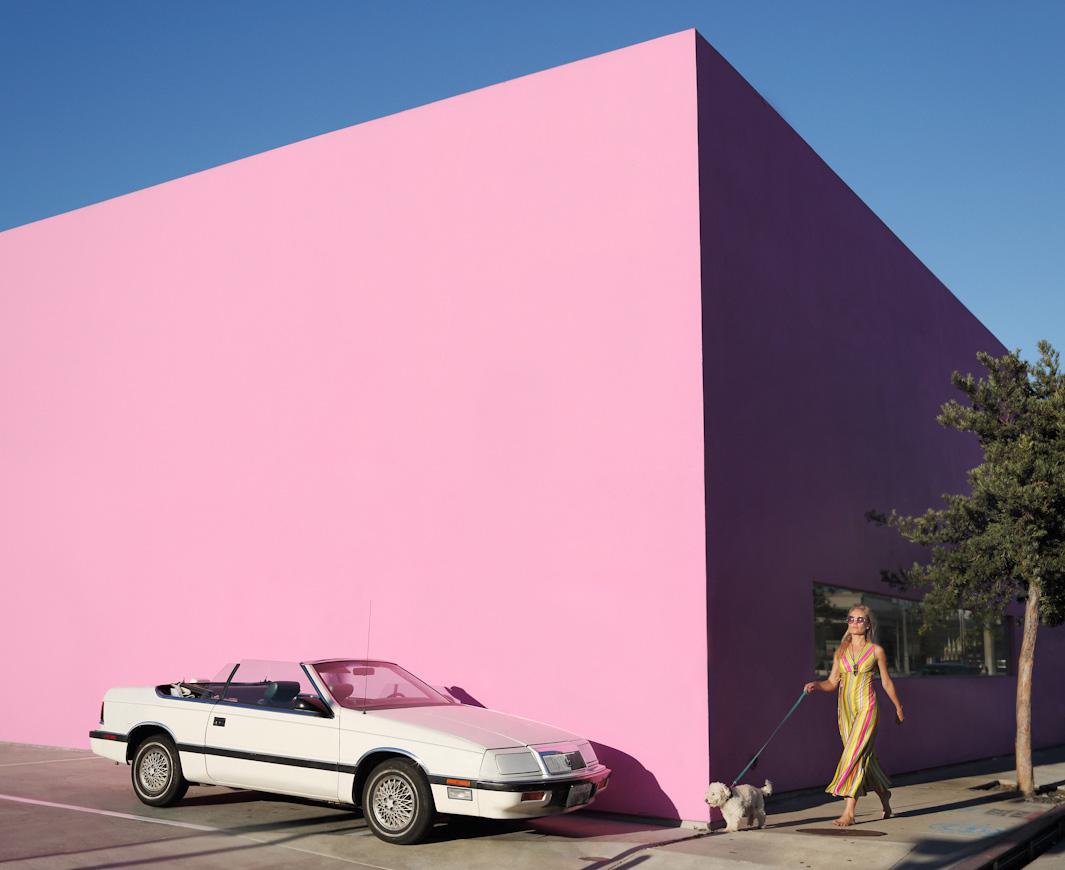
384, 690, 407, 700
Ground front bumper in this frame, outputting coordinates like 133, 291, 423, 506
429, 765, 612, 819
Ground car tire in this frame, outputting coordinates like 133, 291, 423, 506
362, 758, 435, 845
131, 734, 189, 807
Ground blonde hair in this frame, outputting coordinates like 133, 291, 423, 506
838, 604, 877, 660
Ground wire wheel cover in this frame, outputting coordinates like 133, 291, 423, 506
372, 774, 417, 831
139, 747, 170, 794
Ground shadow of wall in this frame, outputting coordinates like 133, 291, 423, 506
443, 686, 681, 820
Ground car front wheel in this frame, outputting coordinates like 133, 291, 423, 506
362, 758, 435, 844
131, 734, 189, 807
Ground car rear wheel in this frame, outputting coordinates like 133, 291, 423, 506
131, 734, 189, 807
362, 758, 435, 844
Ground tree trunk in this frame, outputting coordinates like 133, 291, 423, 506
1015, 581, 1041, 797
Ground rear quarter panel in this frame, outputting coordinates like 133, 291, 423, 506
102, 687, 214, 782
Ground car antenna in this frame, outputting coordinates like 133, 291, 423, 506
362, 600, 372, 714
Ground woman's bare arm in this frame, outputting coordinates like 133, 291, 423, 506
804, 654, 841, 694
875, 646, 904, 721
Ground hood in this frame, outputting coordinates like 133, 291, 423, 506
362, 704, 582, 749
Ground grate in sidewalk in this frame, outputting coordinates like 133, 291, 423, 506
796, 828, 887, 836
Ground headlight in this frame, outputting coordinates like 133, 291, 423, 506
481, 750, 541, 777
495, 751, 540, 775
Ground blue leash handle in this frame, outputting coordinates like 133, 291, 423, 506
729, 691, 808, 787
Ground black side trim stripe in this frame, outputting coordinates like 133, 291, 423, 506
89, 730, 128, 743
173, 742, 358, 774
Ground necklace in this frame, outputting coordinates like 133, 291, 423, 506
849, 638, 869, 675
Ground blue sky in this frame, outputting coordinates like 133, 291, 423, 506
2, 1, 1062, 367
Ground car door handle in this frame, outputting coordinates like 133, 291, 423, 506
213, 717, 225, 727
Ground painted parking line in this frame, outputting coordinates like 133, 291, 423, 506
0, 756, 111, 768
0, 793, 391, 868
0, 793, 220, 831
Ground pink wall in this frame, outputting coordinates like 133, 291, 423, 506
0, 32, 707, 819
694, 33, 1065, 797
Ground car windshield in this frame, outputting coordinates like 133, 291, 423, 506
312, 660, 457, 710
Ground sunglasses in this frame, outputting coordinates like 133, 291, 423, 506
846, 616, 868, 624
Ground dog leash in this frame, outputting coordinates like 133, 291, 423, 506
729, 690, 808, 787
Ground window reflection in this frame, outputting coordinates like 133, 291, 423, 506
813, 584, 1011, 678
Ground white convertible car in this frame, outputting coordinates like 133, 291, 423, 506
90, 658, 611, 844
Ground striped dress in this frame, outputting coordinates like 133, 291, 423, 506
825, 641, 891, 798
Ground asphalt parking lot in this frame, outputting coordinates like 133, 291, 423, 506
2, 741, 1064, 869
0, 742, 713, 870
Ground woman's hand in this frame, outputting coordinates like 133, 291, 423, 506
895, 705, 904, 724
803, 681, 819, 694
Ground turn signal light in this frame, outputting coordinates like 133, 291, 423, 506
446, 779, 470, 787
521, 791, 548, 801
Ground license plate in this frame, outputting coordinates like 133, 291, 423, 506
566, 782, 593, 808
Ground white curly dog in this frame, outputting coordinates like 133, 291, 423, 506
704, 780, 773, 832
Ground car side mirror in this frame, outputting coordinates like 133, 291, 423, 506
294, 696, 333, 717
433, 685, 461, 704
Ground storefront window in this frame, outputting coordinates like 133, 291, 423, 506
813, 584, 1011, 678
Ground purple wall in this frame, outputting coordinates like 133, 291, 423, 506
695, 34, 1065, 797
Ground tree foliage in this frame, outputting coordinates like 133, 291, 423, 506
867, 340, 1065, 631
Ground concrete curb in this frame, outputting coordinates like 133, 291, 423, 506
947, 801, 1065, 870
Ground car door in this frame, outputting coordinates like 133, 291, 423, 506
205, 660, 339, 800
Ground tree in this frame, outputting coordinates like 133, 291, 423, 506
867, 340, 1065, 798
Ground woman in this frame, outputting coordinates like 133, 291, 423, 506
803, 605, 904, 827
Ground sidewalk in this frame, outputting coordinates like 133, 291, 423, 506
579, 744, 1065, 869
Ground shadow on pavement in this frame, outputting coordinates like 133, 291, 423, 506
0, 836, 201, 866
889, 834, 1019, 870
177, 789, 331, 808
577, 832, 712, 870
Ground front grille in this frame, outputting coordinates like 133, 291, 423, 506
541, 750, 586, 774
